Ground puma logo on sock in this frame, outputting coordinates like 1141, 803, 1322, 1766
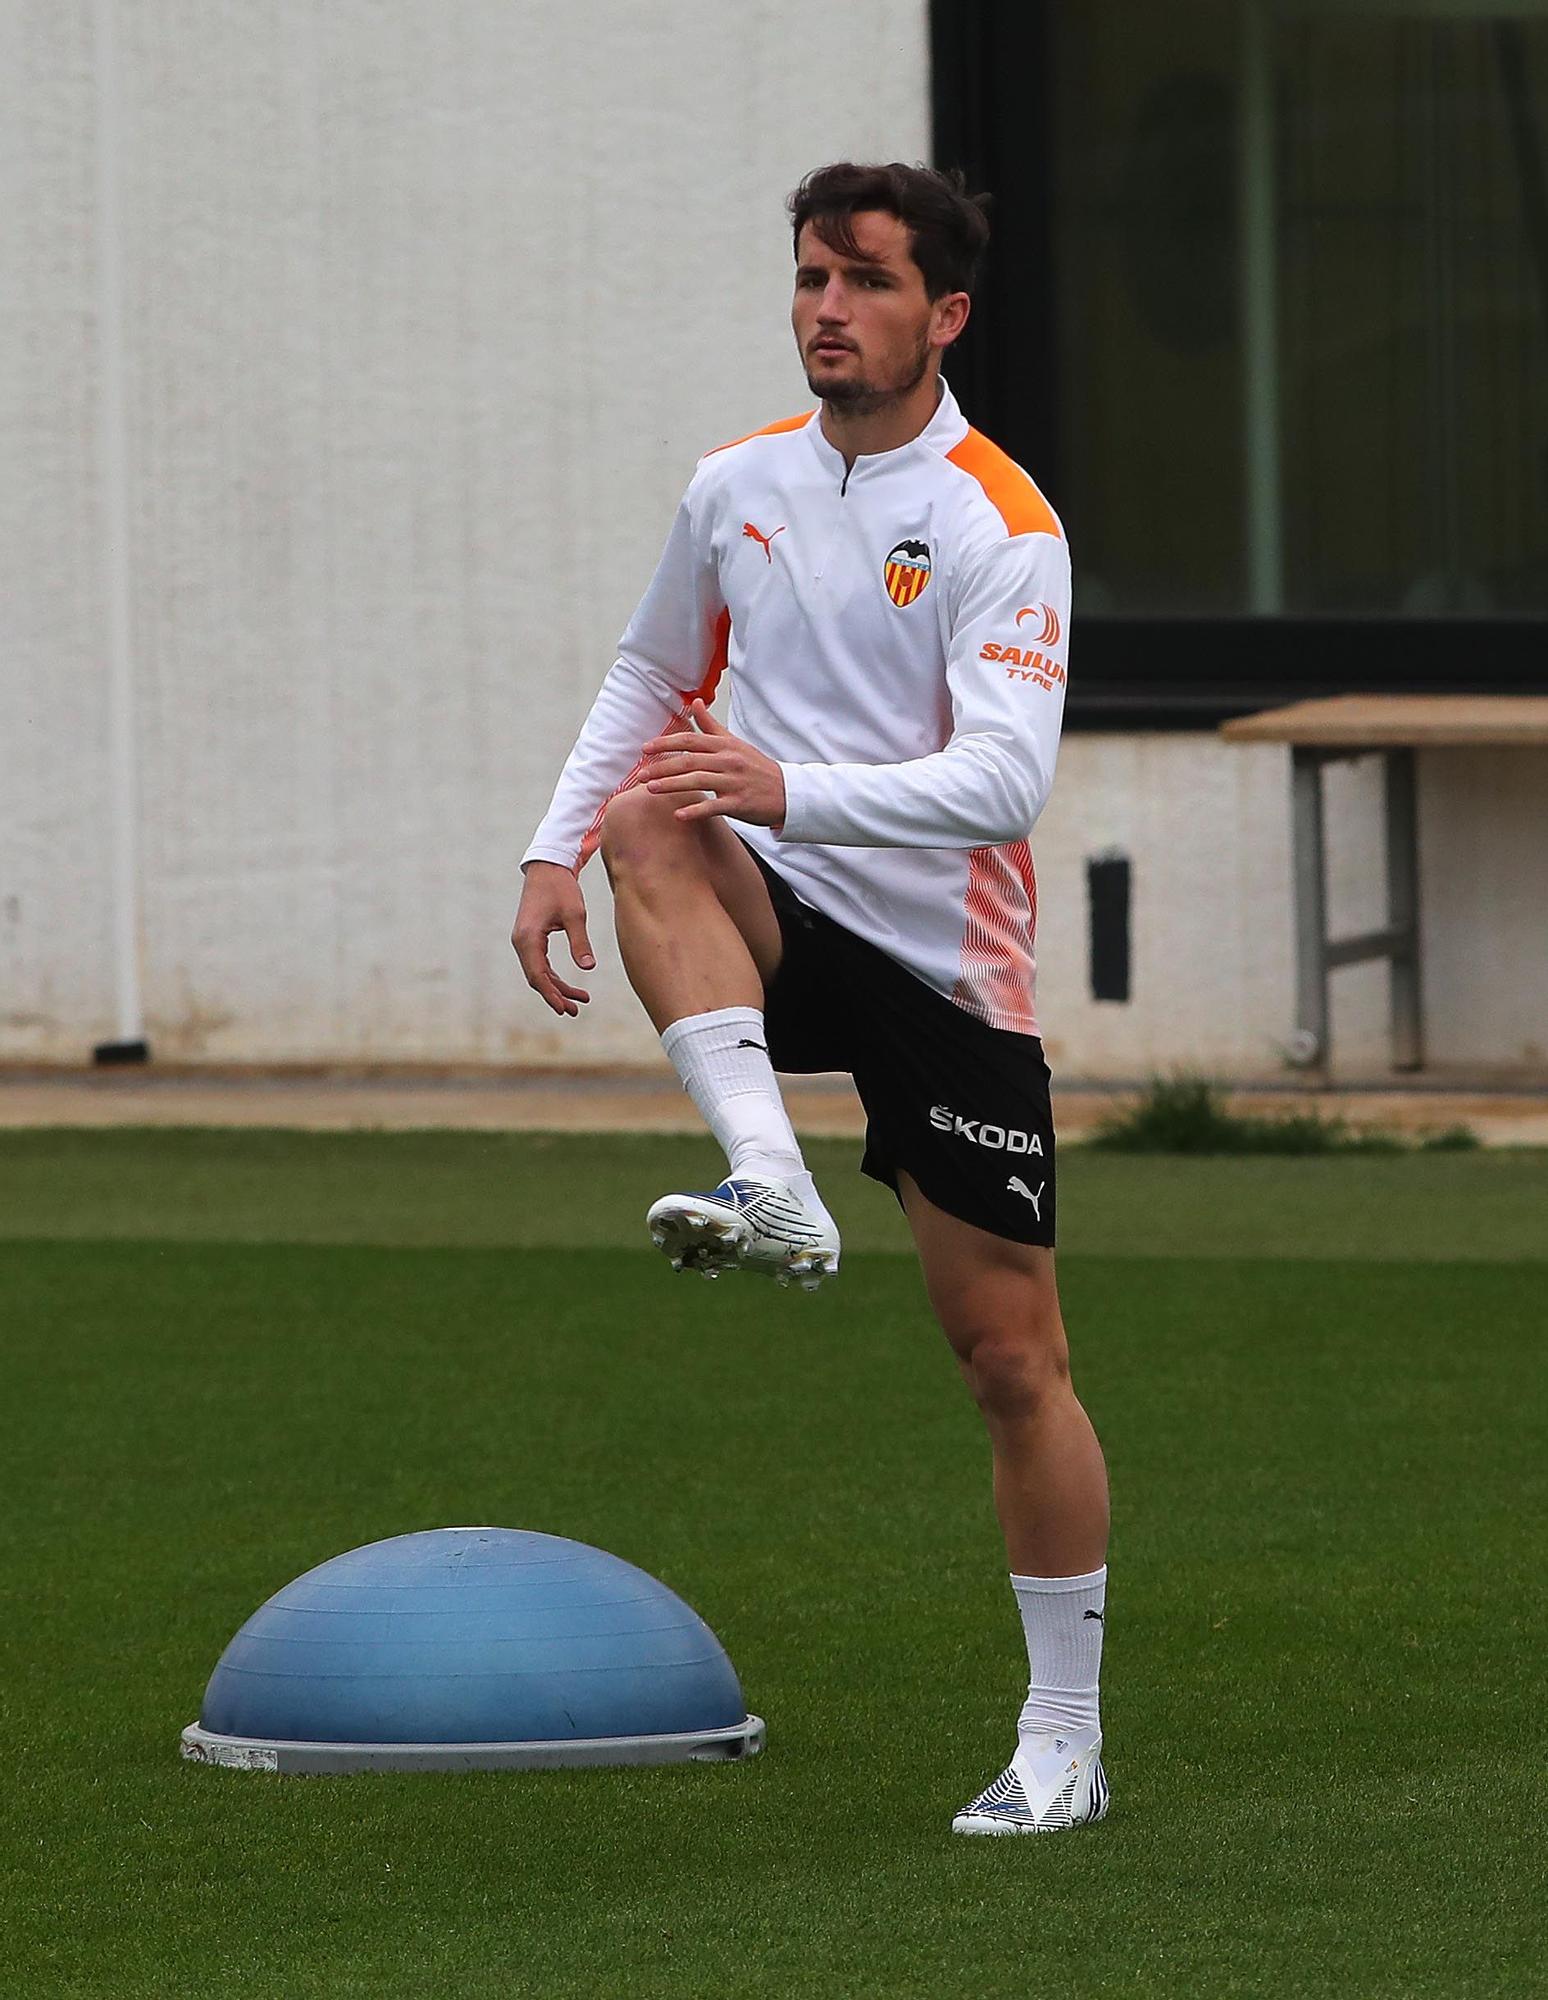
736, 1039, 768, 1052
1083, 1609, 1104, 1622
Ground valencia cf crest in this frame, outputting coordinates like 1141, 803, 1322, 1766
884, 538, 932, 607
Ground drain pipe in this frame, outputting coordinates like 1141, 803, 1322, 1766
92, 0, 148, 1064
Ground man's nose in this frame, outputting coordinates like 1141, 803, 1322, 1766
815, 280, 849, 321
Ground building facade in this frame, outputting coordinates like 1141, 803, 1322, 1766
3, 0, 1544, 1077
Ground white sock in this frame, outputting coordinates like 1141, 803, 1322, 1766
661, 1007, 821, 1203
1011, 1566, 1106, 1743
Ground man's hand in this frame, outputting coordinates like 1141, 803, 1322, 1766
512, 861, 595, 1017
641, 700, 787, 826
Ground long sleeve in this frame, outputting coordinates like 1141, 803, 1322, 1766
774, 527, 1070, 849
521, 490, 726, 872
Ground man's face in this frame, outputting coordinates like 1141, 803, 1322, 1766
792, 210, 966, 411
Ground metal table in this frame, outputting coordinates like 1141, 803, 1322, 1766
1221, 695, 1548, 1071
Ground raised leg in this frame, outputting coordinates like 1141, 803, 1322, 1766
601, 787, 837, 1286
599, 786, 782, 1030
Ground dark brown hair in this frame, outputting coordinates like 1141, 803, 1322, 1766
787, 162, 991, 300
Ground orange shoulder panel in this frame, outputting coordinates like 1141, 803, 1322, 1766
704, 410, 814, 457
946, 429, 1062, 539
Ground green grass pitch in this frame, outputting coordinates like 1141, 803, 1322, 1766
2, 1130, 1545, 1998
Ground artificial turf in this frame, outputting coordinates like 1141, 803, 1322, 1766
2, 1131, 1545, 1997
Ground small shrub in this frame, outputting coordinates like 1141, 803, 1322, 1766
1088, 1076, 1242, 1153
1088, 1075, 1470, 1156
1419, 1125, 1482, 1152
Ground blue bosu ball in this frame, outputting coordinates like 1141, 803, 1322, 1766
180, 1527, 764, 1773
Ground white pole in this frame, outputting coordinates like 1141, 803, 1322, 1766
92, 0, 147, 1053
1240, 0, 1284, 614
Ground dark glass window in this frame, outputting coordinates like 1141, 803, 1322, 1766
1035, 3, 1548, 618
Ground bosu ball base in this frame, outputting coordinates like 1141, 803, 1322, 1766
180, 1714, 765, 1774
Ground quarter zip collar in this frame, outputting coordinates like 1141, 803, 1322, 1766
805, 378, 969, 486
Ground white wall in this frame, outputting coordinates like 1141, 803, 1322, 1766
1, 0, 929, 1065
3, 2, 1543, 1080
1033, 736, 1548, 1081
1, 5, 115, 1054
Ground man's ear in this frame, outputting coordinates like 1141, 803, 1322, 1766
933, 290, 972, 351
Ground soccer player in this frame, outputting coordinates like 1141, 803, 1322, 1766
513, 163, 1110, 1834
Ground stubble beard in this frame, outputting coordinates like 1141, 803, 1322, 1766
805, 331, 933, 416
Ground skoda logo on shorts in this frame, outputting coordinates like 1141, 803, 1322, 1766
929, 1104, 1044, 1155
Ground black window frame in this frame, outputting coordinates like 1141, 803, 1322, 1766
930, 0, 1548, 730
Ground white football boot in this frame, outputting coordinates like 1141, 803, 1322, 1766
951, 1731, 1110, 1836
645, 1176, 840, 1291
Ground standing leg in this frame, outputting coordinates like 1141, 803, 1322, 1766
899, 1174, 1108, 1574
897, 1172, 1113, 1834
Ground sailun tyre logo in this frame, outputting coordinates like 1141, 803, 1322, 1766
1015, 602, 1061, 646
884, 539, 932, 607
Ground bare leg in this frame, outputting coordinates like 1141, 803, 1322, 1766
898, 1171, 1108, 1574
599, 788, 782, 1030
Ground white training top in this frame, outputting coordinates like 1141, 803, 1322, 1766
521, 380, 1070, 1036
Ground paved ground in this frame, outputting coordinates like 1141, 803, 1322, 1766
3, 1068, 1546, 1145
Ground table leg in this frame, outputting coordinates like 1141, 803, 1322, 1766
1384, 748, 1424, 1070
1290, 747, 1329, 1067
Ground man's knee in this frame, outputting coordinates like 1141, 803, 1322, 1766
960, 1330, 1071, 1423
943, 1282, 1071, 1423
598, 784, 701, 878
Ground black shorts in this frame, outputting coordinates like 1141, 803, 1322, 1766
742, 841, 1056, 1247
